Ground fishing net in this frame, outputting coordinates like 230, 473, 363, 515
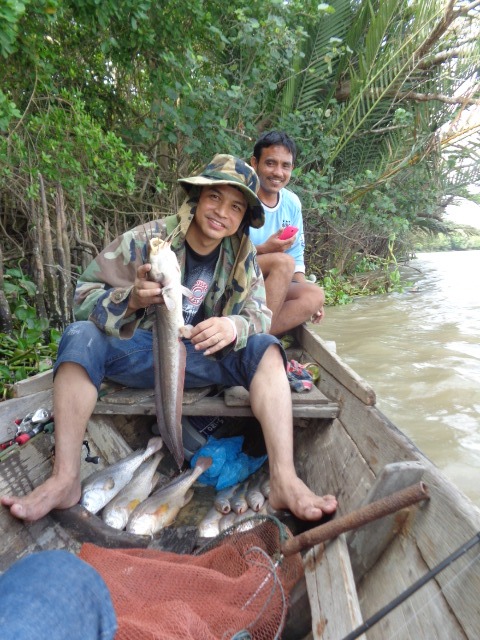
79, 515, 304, 640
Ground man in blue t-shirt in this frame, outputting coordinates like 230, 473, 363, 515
250, 131, 325, 335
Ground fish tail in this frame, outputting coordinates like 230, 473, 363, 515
144, 437, 164, 459
195, 456, 213, 473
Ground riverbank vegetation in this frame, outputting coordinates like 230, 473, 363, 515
1, 0, 480, 392
412, 224, 480, 252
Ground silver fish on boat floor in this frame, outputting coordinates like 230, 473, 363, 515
260, 473, 270, 499
80, 437, 163, 514
214, 484, 239, 514
246, 475, 266, 512
126, 456, 212, 536
230, 481, 248, 515
102, 451, 165, 530
198, 506, 224, 539
219, 511, 237, 532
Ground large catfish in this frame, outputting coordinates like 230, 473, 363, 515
147, 234, 192, 468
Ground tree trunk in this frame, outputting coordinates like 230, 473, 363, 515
0, 242, 13, 334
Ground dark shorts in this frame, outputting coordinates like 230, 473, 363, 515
54, 321, 286, 391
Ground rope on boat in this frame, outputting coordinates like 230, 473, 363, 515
342, 531, 480, 640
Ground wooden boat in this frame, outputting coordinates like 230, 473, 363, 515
1, 324, 479, 639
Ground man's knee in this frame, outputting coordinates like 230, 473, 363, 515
258, 252, 295, 278
293, 282, 324, 313
255, 340, 287, 373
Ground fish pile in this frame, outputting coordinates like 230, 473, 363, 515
80, 435, 213, 536
80, 436, 164, 515
197, 469, 272, 539
127, 456, 211, 536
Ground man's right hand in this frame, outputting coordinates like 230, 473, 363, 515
126, 263, 165, 315
257, 229, 296, 255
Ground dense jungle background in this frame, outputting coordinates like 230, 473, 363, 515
1, 0, 480, 395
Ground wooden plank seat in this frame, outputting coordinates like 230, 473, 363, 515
93, 384, 340, 419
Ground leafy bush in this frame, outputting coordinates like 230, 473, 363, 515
0, 268, 60, 399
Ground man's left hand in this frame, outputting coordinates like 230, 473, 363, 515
189, 317, 236, 355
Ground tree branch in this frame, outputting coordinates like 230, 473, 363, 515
397, 91, 480, 106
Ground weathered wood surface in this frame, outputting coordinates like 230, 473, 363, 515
303, 535, 365, 640
0, 416, 129, 572
358, 524, 470, 640
2, 326, 480, 639
94, 389, 340, 419
295, 324, 376, 406
0, 430, 80, 571
295, 418, 375, 516
85, 415, 133, 463
347, 460, 427, 581
98, 385, 213, 406
11, 370, 54, 398
298, 328, 480, 639
224, 384, 330, 406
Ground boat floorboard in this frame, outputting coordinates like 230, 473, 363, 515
93, 384, 340, 419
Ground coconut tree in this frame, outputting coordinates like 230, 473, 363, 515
274, 0, 480, 273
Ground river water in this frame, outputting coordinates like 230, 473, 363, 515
315, 250, 480, 508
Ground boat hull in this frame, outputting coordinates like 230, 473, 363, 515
1, 325, 479, 639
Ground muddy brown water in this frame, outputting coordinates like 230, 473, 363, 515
315, 250, 480, 507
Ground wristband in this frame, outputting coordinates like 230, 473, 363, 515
224, 317, 238, 343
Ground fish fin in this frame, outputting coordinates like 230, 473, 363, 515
195, 456, 213, 473
162, 287, 176, 311
151, 472, 161, 491
183, 488, 195, 507
179, 324, 193, 339
180, 285, 192, 298
165, 224, 182, 244
144, 436, 163, 459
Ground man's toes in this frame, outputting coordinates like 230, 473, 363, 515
10, 502, 27, 519
304, 506, 324, 520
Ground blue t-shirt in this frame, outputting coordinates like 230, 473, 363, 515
249, 188, 305, 274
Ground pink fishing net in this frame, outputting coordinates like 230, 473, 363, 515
79, 517, 304, 640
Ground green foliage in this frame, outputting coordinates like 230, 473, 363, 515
0, 0, 26, 58
0, 0, 479, 326
0, 89, 21, 131
0, 268, 60, 399
3, 90, 145, 195
411, 227, 480, 252
319, 253, 405, 306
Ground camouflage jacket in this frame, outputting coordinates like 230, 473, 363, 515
74, 197, 272, 350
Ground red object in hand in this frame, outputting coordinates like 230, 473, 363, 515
278, 225, 298, 240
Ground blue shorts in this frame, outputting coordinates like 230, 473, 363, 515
0, 550, 117, 640
54, 321, 286, 391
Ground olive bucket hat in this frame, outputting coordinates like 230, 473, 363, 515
178, 154, 265, 228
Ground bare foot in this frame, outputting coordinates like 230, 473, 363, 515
269, 474, 337, 521
1, 475, 81, 522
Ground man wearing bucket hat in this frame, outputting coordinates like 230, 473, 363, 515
2, 154, 337, 524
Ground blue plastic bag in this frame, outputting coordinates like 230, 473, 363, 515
191, 435, 267, 490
